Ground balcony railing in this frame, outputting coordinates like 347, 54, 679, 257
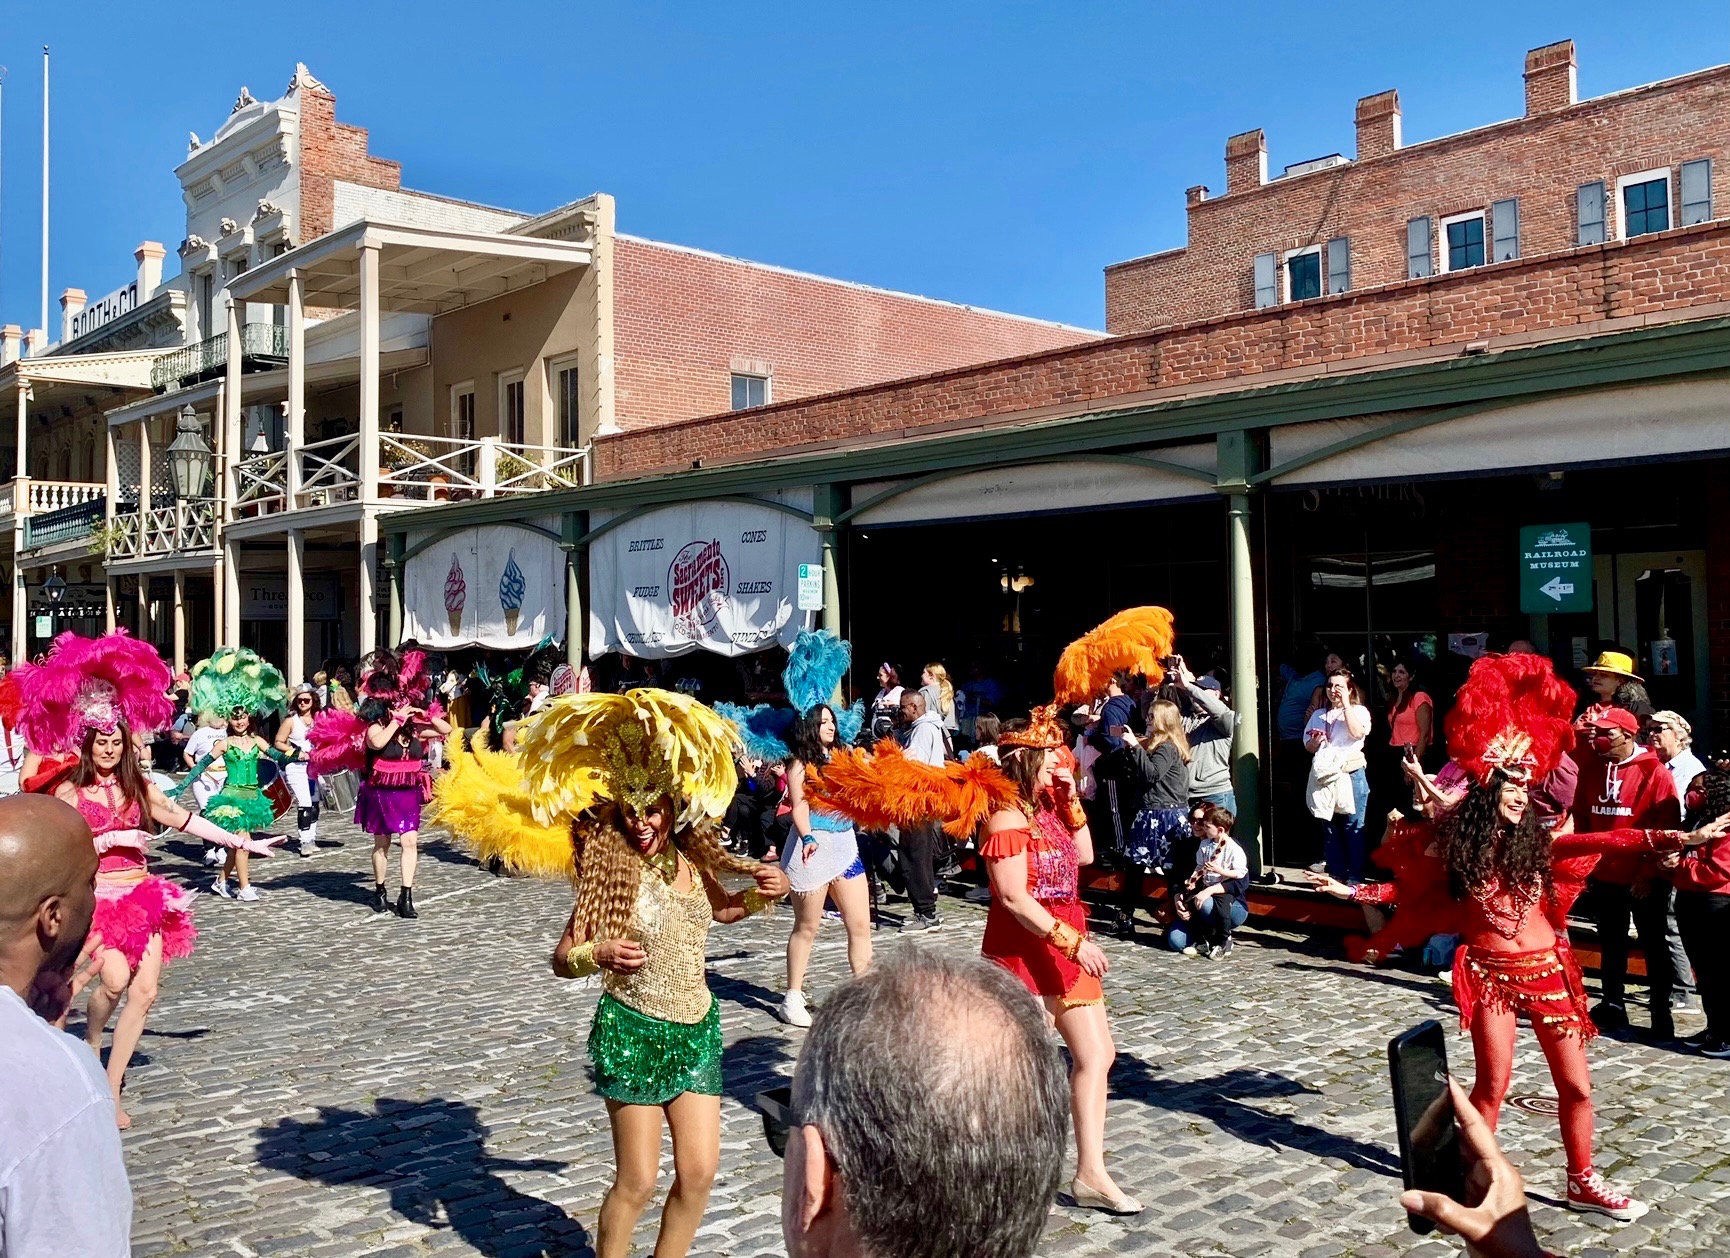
106, 499, 218, 560
232, 433, 588, 515
24, 495, 105, 550
26, 480, 105, 514
149, 323, 290, 393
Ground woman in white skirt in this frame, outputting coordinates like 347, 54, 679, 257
274, 685, 322, 857
779, 703, 872, 1026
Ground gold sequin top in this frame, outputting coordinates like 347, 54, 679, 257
606, 863, 715, 1025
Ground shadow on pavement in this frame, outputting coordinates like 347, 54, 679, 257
1111, 1060, 1401, 1177
256, 1097, 588, 1257
1275, 957, 1459, 1011
708, 970, 784, 1017
720, 1033, 798, 1111
258, 867, 378, 907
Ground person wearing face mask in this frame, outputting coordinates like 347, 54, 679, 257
433, 689, 790, 1258
1573, 706, 1683, 1037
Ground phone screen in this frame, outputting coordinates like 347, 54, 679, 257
1388, 1020, 1464, 1234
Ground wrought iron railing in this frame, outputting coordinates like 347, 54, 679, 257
149, 323, 290, 392
24, 496, 105, 550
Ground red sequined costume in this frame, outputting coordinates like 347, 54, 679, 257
980, 801, 1103, 1007
78, 783, 197, 971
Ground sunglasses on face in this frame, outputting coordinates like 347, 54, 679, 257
755, 1086, 796, 1158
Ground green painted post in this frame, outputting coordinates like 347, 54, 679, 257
1216, 431, 1264, 872
386, 533, 404, 646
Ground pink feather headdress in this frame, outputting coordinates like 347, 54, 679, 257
10, 631, 174, 754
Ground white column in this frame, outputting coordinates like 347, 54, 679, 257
358, 511, 378, 656
223, 537, 240, 646
103, 422, 118, 634
136, 576, 148, 640
137, 419, 152, 516
172, 569, 185, 674
211, 546, 225, 651
11, 381, 28, 665
286, 527, 304, 683
9, 565, 23, 666
286, 270, 304, 507
223, 296, 242, 519
357, 240, 381, 500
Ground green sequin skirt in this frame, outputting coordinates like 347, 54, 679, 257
588, 992, 722, 1106
206, 787, 277, 833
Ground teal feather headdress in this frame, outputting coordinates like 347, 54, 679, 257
189, 647, 290, 720
782, 630, 850, 716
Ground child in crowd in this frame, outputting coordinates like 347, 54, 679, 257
1167, 803, 1250, 957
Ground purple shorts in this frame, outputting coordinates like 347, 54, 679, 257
355, 783, 423, 835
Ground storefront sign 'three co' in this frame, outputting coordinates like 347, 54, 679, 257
589, 500, 819, 659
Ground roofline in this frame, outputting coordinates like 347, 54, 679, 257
353, 181, 530, 221
617, 234, 1103, 337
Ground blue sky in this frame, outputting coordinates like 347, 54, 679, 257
3, 2, 1726, 334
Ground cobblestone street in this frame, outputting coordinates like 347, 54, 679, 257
104, 810, 1730, 1258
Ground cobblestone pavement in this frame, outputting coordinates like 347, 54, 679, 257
103, 808, 1730, 1257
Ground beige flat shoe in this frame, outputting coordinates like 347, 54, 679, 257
1068, 1177, 1144, 1215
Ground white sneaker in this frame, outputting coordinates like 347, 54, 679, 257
211, 878, 232, 899
297, 839, 317, 857
235, 885, 261, 903
203, 847, 224, 867
779, 990, 814, 1028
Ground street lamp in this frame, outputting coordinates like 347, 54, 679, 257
168, 405, 212, 500
42, 566, 65, 605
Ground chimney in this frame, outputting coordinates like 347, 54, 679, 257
135, 241, 166, 300
1355, 90, 1402, 160
23, 329, 45, 358
1225, 130, 1268, 195
1524, 40, 1577, 115
0, 326, 19, 366
1186, 184, 1209, 207
60, 288, 88, 344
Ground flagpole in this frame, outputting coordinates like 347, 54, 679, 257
40, 46, 49, 345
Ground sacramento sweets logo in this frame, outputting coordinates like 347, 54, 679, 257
669, 540, 729, 638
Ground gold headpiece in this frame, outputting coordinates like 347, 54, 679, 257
516, 688, 741, 829
997, 703, 1069, 750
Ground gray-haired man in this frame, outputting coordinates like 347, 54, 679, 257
780, 948, 1068, 1258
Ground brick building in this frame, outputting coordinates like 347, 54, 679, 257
395, 38, 1730, 866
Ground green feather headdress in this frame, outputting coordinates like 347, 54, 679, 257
189, 647, 290, 720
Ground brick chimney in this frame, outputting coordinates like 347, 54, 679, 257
60, 289, 88, 344
1355, 90, 1402, 160
135, 241, 166, 300
1524, 40, 1577, 115
1225, 130, 1267, 195
1186, 184, 1209, 206
0, 326, 19, 366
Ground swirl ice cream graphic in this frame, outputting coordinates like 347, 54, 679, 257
444, 555, 467, 637
499, 549, 527, 636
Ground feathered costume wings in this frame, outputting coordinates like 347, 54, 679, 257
1053, 606, 1176, 705
806, 739, 1019, 839
309, 707, 369, 776
10, 630, 174, 754
431, 732, 575, 878
713, 702, 797, 763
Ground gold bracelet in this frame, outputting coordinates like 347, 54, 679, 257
557, 941, 598, 978
1045, 920, 1084, 961
742, 888, 775, 917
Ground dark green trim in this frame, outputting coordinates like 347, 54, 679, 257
381, 315, 1730, 536
576, 494, 814, 549
399, 519, 562, 563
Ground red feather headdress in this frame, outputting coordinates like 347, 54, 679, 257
1053, 606, 1176, 705
807, 740, 1020, 839
1444, 653, 1576, 787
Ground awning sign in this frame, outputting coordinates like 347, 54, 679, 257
1519, 523, 1593, 614
403, 519, 565, 650
589, 500, 816, 659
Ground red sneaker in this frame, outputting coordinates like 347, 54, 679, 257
1566, 1169, 1648, 1222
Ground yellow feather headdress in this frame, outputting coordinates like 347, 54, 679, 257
516, 688, 742, 830
431, 732, 576, 879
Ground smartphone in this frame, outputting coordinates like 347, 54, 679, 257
1388, 1020, 1464, 1235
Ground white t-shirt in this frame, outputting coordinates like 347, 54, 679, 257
0, 986, 132, 1256
1304, 705, 1370, 756
1194, 834, 1249, 886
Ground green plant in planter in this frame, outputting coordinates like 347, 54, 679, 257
86, 519, 133, 556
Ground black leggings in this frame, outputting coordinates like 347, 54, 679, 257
1676, 891, 1730, 1039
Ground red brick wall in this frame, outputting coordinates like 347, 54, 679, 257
1105, 62, 1730, 334
596, 218, 1730, 479
296, 86, 403, 244
611, 238, 1099, 432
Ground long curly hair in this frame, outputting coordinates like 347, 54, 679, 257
571, 802, 763, 943
1686, 768, 1730, 829
1438, 773, 1552, 902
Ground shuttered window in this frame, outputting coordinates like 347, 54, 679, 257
1491, 199, 1520, 261
1406, 217, 1433, 278
1253, 252, 1278, 308
1287, 251, 1322, 302
1682, 159, 1714, 226
1577, 181, 1606, 245
1326, 237, 1351, 294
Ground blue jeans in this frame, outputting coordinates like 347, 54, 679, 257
1195, 791, 1237, 820
1322, 767, 1368, 884
1166, 894, 1249, 950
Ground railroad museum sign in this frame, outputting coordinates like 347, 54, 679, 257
588, 500, 817, 658
1518, 522, 1593, 614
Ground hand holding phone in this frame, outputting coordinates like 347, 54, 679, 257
1389, 1020, 1466, 1235
1399, 1079, 1547, 1258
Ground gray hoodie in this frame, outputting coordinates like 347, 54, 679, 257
1181, 683, 1237, 800
903, 710, 949, 767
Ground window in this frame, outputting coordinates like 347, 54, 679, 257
549, 355, 581, 449
1682, 159, 1714, 226
1325, 237, 1350, 294
730, 373, 769, 410
499, 371, 526, 445
1253, 252, 1278, 308
1577, 181, 1606, 245
1406, 217, 1433, 279
196, 273, 214, 340
1618, 169, 1670, 239
450, 383, 476, 442
1441, 212, 1485, 272
1491, 199, 1520, 262
1284, 247, 1322, 302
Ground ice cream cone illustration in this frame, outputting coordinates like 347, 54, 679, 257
499, 549, 526, 637
444, 555, 467, 637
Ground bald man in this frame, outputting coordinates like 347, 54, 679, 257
0, 795, 132, 1256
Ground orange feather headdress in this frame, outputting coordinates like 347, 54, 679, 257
807, 740, 1020, 839
1053, 606, 1176, 705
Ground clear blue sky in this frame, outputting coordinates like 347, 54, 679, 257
4, 1, 1727, 334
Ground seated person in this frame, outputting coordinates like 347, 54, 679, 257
1165, 803, 1249, 958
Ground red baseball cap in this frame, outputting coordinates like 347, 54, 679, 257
1589, 708, 1641, 735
